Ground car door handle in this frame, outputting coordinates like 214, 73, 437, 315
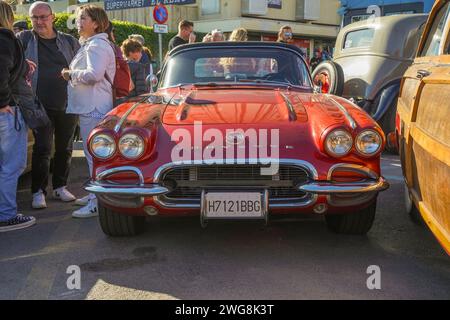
416, 70, 431, 79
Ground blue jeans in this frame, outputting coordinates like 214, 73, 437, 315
0, 107, 27, 222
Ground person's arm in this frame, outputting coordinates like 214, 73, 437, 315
0, 35, 15, 112
69, 41, 112, 85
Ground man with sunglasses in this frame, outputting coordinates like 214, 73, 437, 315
17, 1, 80, 210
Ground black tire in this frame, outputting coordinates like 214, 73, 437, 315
404, 184, 424, 226
98, 202, 146, 237
379, 100, 398, 154
311, 61, 345, 96
325, 201, 376, 235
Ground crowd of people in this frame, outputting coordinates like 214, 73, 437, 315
0, 1, 158, 232
0, 2, 333, 233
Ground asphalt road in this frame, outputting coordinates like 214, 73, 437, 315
0, 152, 449, 300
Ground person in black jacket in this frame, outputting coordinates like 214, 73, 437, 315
0, 0, 36, 232
121, 39, 152, 97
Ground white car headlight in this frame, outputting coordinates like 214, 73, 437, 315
356, 130, 382, 156
325, 129, 353, 157
90, 134, 116, 159
119, 134, 145, 159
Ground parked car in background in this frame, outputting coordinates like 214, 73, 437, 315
396, 0, 450, 255
312, 14, 428, 151
84, 42, 389, 237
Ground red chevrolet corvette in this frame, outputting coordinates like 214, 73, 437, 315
85, 42, 389, 237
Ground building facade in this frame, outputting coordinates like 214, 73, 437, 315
338, 0, 435, 26
15, 0, 341, 59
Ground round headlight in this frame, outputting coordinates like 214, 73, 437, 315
119, 134, 145, 159
356, 130, 382, 156
325, 129, 353, 157
90, 134, 116, 159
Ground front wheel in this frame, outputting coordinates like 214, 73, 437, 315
98, 202, 146, 237
325, 201, 376, 235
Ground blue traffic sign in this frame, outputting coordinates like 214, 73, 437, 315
153, 4, 169, 24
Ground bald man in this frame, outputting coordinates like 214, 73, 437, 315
17, 1, 81, 209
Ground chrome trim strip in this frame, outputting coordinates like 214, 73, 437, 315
298, 177, 389, 194
279, 92, 297, 121
326, 95, 357, 130
88, 165, 169, 197
96, 166, 145, 186
326, 163, 379, 181
113, 97, 154, 133
153, 159, 319, 181
153, 159, 319, 209
155, 194, 318, 210
85, 182, 169, 196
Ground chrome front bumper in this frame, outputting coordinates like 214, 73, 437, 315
85, 181, 169, 196
85, 177, 389, 197
298, 177, 389, 194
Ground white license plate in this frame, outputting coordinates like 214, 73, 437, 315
203, 192, 264, 218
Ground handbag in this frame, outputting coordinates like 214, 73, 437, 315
17, 96, 51, 130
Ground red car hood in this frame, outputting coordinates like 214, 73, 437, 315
162, 89, 309, 125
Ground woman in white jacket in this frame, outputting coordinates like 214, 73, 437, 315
61, 5, 115, 218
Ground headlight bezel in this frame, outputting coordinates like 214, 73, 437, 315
355, 129, 383, 157
89, 133, 117, 160
118, 133, 145, 160
324, 129, 354, 158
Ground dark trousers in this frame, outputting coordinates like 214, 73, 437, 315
31, 109, 78, 194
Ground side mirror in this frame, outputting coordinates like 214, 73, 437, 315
146, 74, 158, 93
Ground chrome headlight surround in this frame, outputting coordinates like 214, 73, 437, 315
119, 133, 145, 160
89, 133, 116, 160
325, 129, 353, 157
356, 130, 383, 156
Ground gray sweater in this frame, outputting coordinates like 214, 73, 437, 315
16, 29, 80, 95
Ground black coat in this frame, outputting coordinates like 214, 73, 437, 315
0, 28, 31, 109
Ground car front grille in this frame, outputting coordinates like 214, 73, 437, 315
157, 164, 314, 207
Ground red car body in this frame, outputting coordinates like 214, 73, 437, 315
85, 42, 389, 236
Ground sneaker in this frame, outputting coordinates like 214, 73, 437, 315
0, 214, 36, 233
53, 186, 76, 202
72, 198, 98, 218
32, 190, 47, 209
74, 195, 90, 206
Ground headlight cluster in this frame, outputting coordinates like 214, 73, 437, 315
119, 134, 145, 159
90, 133, 145, 160
90, 134, 116, 159
325, 130, 353, 157
355, 130, 382, 156
325, 129, 382, 157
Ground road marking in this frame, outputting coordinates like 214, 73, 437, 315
16, 217, 81, 300
86, 279, 179, 300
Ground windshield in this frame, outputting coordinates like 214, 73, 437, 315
161, 47, 312, 89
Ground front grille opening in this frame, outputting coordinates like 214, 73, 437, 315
159, 164, 312, 206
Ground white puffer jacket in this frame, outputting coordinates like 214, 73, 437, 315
66, 33, 115, 115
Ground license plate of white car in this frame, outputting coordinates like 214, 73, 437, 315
203, 192, 264, 219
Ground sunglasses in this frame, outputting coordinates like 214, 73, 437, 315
284, 32, 293, 37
